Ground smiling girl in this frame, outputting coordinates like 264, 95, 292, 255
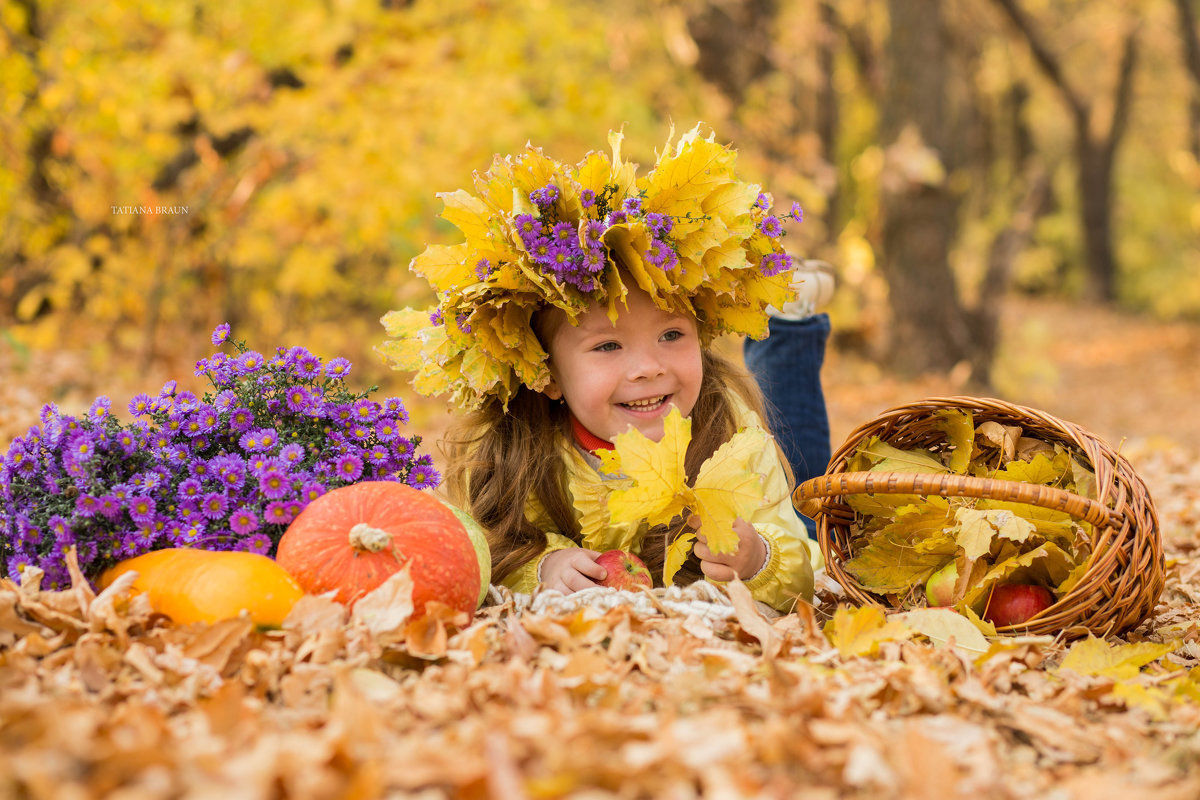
381, 125, 824, 611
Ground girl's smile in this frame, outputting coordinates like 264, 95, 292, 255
542, 285, 703, 443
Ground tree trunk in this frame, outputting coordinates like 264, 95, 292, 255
1077, 135, 1118, 301
1175, 0, 1200, 157
878, 0, 972, 375
988, 0, 1138, 303
816, 2, 841, 239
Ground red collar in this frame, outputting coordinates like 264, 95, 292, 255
569, 413, 613, 454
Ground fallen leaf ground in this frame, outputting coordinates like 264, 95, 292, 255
2, 297, 1199, 799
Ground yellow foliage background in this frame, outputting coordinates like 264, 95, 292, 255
3, 0, 1200, 444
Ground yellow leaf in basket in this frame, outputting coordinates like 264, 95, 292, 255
1057, 636, 1177, 681
849, 436, 950, 474
953, 507, 1037, 561
843, 526, 958, 594
602, 408, 690, 527
824, 605, 915, 658
993, 452, 1070, 487
933, 408, 975, 474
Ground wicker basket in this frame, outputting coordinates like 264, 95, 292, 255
793, 396, 1165, 638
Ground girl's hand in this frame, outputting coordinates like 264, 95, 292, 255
539, 547, 607, 593
690, 515, 767, 582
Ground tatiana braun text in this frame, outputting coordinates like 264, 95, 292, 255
111, 205, 189, 215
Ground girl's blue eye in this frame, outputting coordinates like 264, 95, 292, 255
661, 330, 683, 342
594, 342, 620, 352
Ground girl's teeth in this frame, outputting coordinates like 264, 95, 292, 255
624, 396, 665, 409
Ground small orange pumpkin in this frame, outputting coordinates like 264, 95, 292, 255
98, 548, 304, 628
275, 481, 480, 615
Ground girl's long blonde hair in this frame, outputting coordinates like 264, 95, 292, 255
443, 347, 793, 586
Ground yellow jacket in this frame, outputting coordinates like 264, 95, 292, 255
501, 397, 822, 611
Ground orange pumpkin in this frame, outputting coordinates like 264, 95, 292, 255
98, 548, 304, 628
275, 481, 480, 615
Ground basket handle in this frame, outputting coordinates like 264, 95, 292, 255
792, 471, 1118, 529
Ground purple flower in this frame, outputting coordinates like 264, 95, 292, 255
375, 417, 400, 441
408, 464, 440, 490
514, 213, 540, 241
237, 351, 266, 374
258, 467, 290, 500
263, 501, 296, 526
530, 184, 559, 208
645, 213, 672, 237
128, 394, 154, 417
429, 309, 444, 326
279, 443, 306, 465
215, 459, 246, 491
229, 509, 261, 535
475, 258, 492, 280
47, 515, 70, 541
365, 445, 390, 466
759, 252, 793, 277
299, 481, 326, 503
229, 407, 254, 432
88, 397, 112, 421
212, 323, 232, 346
129, 495, 157, 524
351, 399, 379, 424
382, 396, 408, 419
621, 196, 642, 215
238, 428, 277, 453
789, 202, 804, 221
243, 533, 273, 554
97, 494, 123, 520
76, 494, 101, 517
294, 352, 322, 379
199, 492, 229, 520
285, 385, 315, 413
67, 433, 97, 463
173, 391, 199, 413
528, 237, 554, 264
334, 454, 363, 481
580, 188, 596, 208
583, 219, 605, 245
325, 357, 352, 379
759, 216, 783, 238
754, 192, 770, 211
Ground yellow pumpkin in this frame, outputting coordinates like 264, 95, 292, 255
98, 548, 304, 628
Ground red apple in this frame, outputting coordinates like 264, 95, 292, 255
983, 583, 1055, 627
925, 562, 959, 607
595, 549, 653, 590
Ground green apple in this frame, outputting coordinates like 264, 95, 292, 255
439, 499, 492, 608
925, 561, 959, 607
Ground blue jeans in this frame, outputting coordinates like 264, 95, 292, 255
743, 314, 831, 536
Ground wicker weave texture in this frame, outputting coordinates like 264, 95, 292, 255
793, 396, 1165, 638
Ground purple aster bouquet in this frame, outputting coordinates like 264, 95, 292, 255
1, 325, 438, 589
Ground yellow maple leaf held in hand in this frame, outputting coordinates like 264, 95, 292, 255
600, 407, 691, 528
601, 406, 769, 583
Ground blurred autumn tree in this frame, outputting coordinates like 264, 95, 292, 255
2, 0, 1199, 418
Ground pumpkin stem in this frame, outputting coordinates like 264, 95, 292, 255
348, 523, 392, 553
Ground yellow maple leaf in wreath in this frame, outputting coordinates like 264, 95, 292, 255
600, 406, 768, 584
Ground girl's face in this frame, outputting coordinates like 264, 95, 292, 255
543, 286, 703, 443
